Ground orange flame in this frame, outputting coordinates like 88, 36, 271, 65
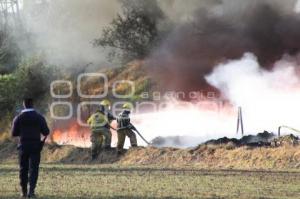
52, 121, 90, 147
52, 120, 118, 148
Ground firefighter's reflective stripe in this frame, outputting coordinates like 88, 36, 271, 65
117, 111, 130, 128
87, 112, 108, 131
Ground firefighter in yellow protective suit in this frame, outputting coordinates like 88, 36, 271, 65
116, 103, 137, 154
87, 105, 111, 159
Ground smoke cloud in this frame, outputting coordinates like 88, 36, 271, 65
158, 0, 222, 23
147, 0, 300, 95
206, 52, 300, 133
20, 0, 121, 67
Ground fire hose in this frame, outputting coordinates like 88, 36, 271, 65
116, 124, 151, 145
131, 125, 151, 145
108, 125, 117, 131
278, 125, 300, 137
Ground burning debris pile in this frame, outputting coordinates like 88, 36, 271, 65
272, 134, 299, 146
151, 132, 299, 148
205, 132, 299, 148
205, 131, 277, 147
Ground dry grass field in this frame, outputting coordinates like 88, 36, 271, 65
0, 164, 300, 199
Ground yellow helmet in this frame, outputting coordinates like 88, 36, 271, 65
100, 99, 111, 107
122, 102, 133, 110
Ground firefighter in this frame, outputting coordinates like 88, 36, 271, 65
116, 103, 137, 154
87, 105, 111, 159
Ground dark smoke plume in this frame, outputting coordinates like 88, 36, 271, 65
147, 0, 300, 97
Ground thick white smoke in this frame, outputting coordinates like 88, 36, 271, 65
295, 0, 300, 12
130, 100, 237, 148
206, 53, 300, 134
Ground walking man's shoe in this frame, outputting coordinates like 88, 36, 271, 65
28, 192, 37, 198
21, 186, 27, 198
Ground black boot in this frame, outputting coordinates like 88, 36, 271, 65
27, 188, 36, 198
104, 146, 112, 150
117, 149, 123, 156
21, 186, 27, 198
91, 153, 97, 160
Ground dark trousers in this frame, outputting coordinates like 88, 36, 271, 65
117, 129, 137, 152
18, 146, 41, 193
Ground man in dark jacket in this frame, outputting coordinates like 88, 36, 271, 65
12, 98, 50, 198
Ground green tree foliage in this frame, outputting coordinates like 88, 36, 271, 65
0, 74, 18, 117
14, 57, 57, 111
0, 57, 57, 120
0, 74, 18, 136
16, 58, 50, 99
94, 0, 165, 63
0, 30, 20, 74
